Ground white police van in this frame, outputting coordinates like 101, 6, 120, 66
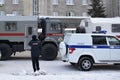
59, 33, 120, 71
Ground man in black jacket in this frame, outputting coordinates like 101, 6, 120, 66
28, 35, 41, 73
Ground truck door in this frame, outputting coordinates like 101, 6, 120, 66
107, 36, 120, 61
25, 25, 37, 50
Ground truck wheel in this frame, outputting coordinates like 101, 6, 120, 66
0, 44, 13, 60
77, 57, 93, 71
42, 43, 58, 60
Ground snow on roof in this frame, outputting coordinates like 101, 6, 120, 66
90, 17, 120, 24
39, 16, 89, 19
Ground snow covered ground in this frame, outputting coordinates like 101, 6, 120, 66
0, 52, 120, 80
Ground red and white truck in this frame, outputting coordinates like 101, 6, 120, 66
0, 16, 64, 60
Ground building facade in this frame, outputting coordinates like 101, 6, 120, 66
0, 0, 23, 16
0, 0, 120, 17
23, 0, 33, 16
103, 0, 120, 17
0, 0, 91, 16
44, 0, 90, 16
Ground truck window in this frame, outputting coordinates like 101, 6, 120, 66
107, 36, 120, 45
50, 23, 61, 31
28, 27, 32, 35
112, 24, 120, 32
49, 23, 62, 33
5, 22, 17, 31
92, 36, 107, 45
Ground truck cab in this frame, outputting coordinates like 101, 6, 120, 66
38, 18, 64, 60
0, 16, 65, 60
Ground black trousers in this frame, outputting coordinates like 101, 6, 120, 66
32, 57, 40, 72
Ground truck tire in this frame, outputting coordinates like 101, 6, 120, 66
0, 44, 13, 60
77, 57, 93, 71
41, 43, 58, 60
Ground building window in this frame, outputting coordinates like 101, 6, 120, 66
0, 11, 5, 16
53, 12, 58, 16
66, 0, 74, 5
82, 12, 87, 16
82, 0, 88, 5
33, 0, 39, 15
12, 11, 19, 16
5, 22, 17, 31
66, 11, 75, 16
13, 0, 19, 4
112, 24, 120, 32
52, 0, 58, 5
0, 0, 4, 4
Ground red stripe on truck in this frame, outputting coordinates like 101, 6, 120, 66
0, 33, 25, 36
47, 33, 64, 36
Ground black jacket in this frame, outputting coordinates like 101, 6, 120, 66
28, 39, 41, 57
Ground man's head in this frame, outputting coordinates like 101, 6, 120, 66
32, 35, 37, 40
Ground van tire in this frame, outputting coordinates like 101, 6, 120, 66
0, 44, 13, 60
77, 57, 93, 71
41, 43, 58, 60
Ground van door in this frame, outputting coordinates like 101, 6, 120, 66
25, 25, 37, 50
92, 36, 110, 62
107, 36, 120, 61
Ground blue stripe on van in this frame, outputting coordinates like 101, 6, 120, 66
67, 45, 92, 48
96, 46, 110, 48
112, 46, 120, 49
67, 45, 120, 49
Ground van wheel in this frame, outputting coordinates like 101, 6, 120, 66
0, 44, 13, 60
41, 43, 58, 60
77, 57, 93, 71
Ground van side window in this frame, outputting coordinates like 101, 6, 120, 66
5, 22, 17, 31
92, 36, 107, 45
107, 36, 120, 45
